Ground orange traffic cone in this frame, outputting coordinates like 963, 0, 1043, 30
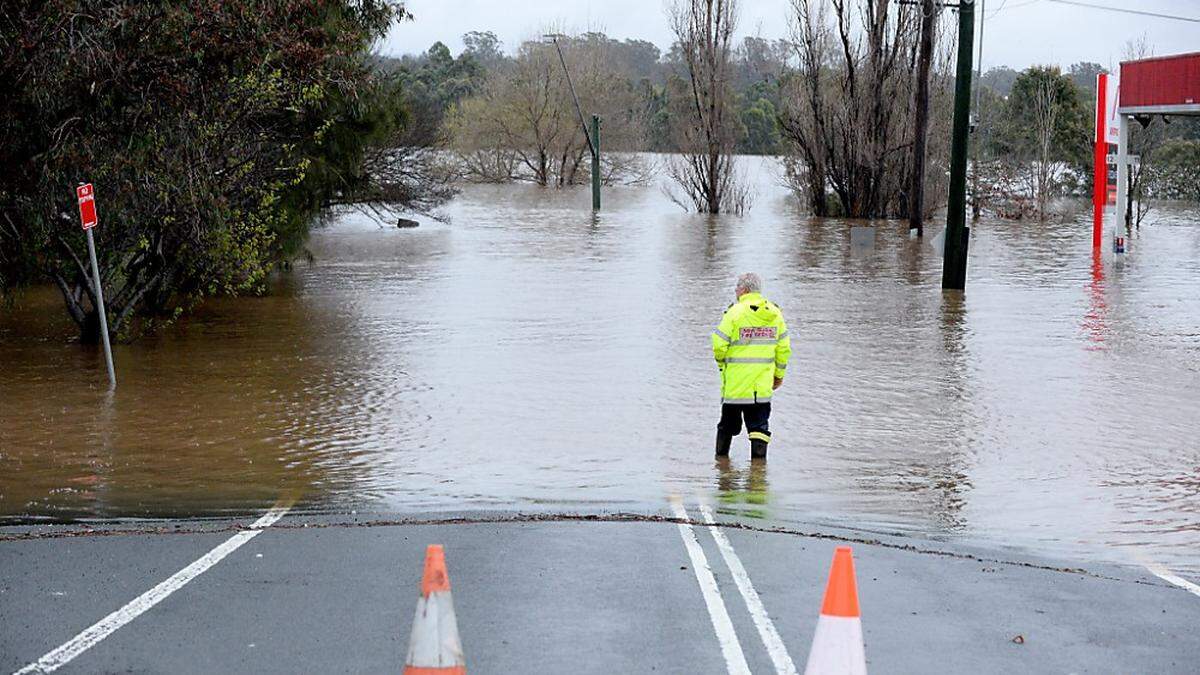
803, 546, 867, 675
404, 545, 466, 675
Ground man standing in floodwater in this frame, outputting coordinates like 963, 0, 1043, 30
711, 273, 791, 460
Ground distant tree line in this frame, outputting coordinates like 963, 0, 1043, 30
388, 3, 1200, 221
378, 27, 792, 200
388, 0, 957, 217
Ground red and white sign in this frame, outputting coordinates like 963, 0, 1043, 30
76, 183, 98, 231
1103, 73, 1121, 144
1094, 73, 1121, 145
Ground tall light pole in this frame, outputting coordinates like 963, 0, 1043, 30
545, 34, 601, 211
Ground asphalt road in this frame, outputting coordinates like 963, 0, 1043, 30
3, 504, 1199, 674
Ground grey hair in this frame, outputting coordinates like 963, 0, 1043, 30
735, 272, 762, 295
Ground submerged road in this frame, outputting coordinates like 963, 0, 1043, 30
3, 503, 1199, 674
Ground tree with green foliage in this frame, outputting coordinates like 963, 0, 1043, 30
462, 31, 506, 71
1147, 139, 1200, 201
0, 1, 428, 342
380, 38, 490, 150
1067, 62, 1104, 98
987, 66, 1090, 218
978, 66, 1020, 96
738, 94, 781, 155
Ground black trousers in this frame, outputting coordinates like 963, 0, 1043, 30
717, 402, 771, 442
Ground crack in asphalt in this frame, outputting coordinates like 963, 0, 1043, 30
0, 511, 1165, 586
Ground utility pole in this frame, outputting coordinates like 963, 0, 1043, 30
546, 34, 601, 211
909, 0, 937, 237
942, 0, 975, 291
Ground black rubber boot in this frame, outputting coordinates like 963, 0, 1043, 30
750, 439, 768, 460
715, 431, 733, 457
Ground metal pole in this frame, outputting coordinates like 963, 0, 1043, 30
85, 227, 116, 388
970, 0, 986, 220
1114, 113, 1129, 254
591, 115, 601, 211
942, 0, 975, 291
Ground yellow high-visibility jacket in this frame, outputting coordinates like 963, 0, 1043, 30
711, 292, 791, 404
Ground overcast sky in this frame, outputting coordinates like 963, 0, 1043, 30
383, 0, 1200, 71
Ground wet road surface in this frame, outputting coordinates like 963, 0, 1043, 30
4, 504, 1199, 674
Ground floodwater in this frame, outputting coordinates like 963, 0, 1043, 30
2, 158, 1199, 574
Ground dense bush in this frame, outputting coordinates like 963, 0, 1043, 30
1146, 139, 1200, 201
0, 1, 413, 341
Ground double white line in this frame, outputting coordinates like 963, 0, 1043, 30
672, 499, 799, 675
14, 500, 294, 675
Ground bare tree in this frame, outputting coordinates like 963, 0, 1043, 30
1030, 76, 1058, 220
447, 33, 648, 187
908, 0, 938, 235
1017, 69, 1065, 216
1123, 36, 1157, 230
665, 0, 749, 214
779, 0, 833, 215
780, 0, 942, 219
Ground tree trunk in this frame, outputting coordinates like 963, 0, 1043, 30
79, 310, 104, 345
909, 0, 936, 236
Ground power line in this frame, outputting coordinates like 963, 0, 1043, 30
1046, 0, 1200, 23
992, 0, 1041, 16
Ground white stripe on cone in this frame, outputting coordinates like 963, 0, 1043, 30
803, 615, 866, 675
406, 589, 465, 670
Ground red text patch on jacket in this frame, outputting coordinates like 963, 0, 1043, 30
739, 327, 777, 340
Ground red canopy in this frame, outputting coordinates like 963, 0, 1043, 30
1120, 52, 1200, 113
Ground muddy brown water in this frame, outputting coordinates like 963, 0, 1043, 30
2, 159, 1199, 573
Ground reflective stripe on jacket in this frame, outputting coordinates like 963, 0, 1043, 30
711, 292, 791, 404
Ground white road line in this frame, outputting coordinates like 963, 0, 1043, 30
1143, 562, 1200, 598
698, 502, 799, 675
671, 499, 751, 675
14, 502, 292, 675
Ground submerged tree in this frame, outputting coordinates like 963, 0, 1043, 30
665, 0, 749, 214
987, 66, 1089, 220
908, 0, 939, 235
446, 33, 649, 186
779, 0, 951, 219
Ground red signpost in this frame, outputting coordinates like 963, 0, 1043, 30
1092, 74, 1120, 251
77, 183, 98, 230
76, 182, 116, 387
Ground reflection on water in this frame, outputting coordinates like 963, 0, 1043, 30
1083, 249, 1109, 350
2, 157, 1199, 573
714, 457, 771, 520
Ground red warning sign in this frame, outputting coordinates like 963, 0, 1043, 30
76, 183, 98, 230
